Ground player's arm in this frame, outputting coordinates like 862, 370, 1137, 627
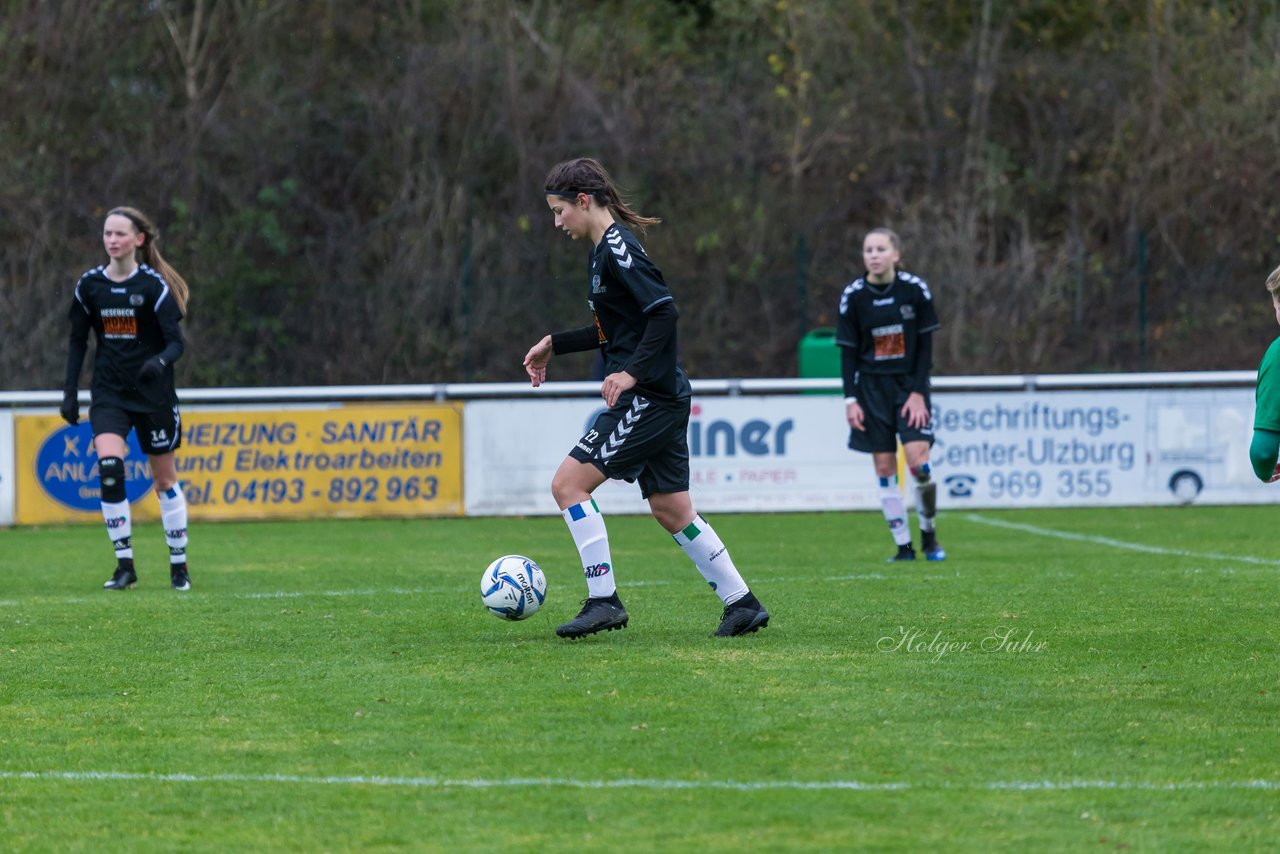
155, 295, 185, 363
901, 284, 940, 427
899, 331, 933, 428
909, 331, 933, 395
839, 347, 865, 432
154, 293, 185, 365
550, 326, 599, 354
605, 241, 675, 401
524, 326, 599, 387
62, 295, 91, 424
598, 300, 675, 407
835, 291, 864, 429
622, 299, 676, 384
839, 346, 861, 400
64, 297, 91, 390
608, 239, 676, 382
1249, 428, 1280, 482
138, 289, 185, 385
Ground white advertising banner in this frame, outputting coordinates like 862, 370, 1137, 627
931, 388, 1267, 507
465, 388, 1276, 515
0, 411, 13, 525
465, 395, 871, 516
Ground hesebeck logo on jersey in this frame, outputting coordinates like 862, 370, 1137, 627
36, 424, 153, 511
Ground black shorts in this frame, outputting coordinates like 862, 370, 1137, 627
91, 402, 183, 455
569, 393, 690, 499
848, 373, 934, 454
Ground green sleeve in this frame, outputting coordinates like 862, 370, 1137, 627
1249, 429, 1280, 482
1255, 338, 1280, 431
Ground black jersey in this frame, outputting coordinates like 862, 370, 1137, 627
66, 264, 184, 411
584, 223, 691, 402
835, 270, 940, 377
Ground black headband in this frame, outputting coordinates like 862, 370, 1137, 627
109, 209, 148, 234
545, 188, 597, 199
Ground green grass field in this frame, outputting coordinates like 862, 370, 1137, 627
1, 505, 1278, 852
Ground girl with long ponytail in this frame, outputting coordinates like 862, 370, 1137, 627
62, 205, 194, 592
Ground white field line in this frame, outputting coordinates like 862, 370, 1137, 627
0, 769, 1276, 792
238, 586, 458, 600
237, 575, 951, 598
238, 579, 675, 599
9, 572, 945, 608
4, 582, 673, 606
965, 513, 1280, 567
233, 572, 949, 597
821, 573, 953, 582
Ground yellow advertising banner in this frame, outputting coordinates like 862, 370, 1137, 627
15, 403, 463, 525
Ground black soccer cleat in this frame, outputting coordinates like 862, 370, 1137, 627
103, 565, 138, 591
886, 544, 916, 563
170, 563, 191, 591
921, 532, 947, 562
715, 592, 770, 637
556, 594, 629, 639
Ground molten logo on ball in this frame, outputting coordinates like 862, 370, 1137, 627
480, 555, 547, 621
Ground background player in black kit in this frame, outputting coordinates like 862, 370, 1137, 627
523, 157, 769, 638
836, 227, 946, 562
62, 206, 193, 591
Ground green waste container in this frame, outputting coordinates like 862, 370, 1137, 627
798, 327, 840, 394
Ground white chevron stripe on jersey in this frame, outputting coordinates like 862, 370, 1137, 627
598, 397, 649, 460
607, 232, 634, 269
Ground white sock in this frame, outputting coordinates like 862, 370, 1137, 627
158, 484, 189, 565
879, 475, 912, 546
101, 499, 133, 562
562, 499, 616, 598
672, 515, 748, 605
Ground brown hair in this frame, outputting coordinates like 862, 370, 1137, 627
865, 227, 902, 253
544, 158, 661, 234
1267, 264, 1280, 302
108, 206, 190, 315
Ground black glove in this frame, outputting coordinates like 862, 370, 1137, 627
138, 356, 166, 385
60, 388, 80, 425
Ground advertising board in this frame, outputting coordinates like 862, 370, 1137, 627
13, 403, 463, 524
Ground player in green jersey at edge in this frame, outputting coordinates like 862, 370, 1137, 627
1249, 264, 1280, 484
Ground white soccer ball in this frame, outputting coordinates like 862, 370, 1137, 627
480, 555, 547, 621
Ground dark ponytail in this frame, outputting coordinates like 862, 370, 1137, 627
544, 158, 661, 233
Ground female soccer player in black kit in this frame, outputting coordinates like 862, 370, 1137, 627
62, 206, 192, 591
836, 227, 946, 562
523, 158, 769, 638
